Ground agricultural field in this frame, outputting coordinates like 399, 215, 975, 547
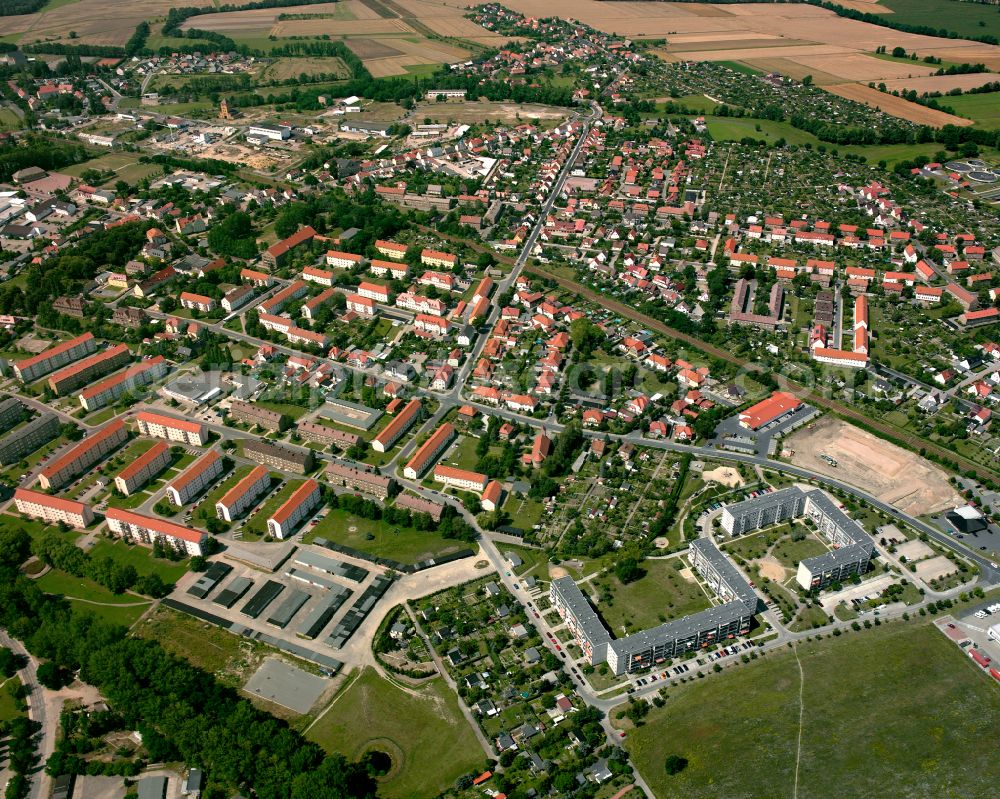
306, 667, 485, 799
626, 621, 1000, 799
874, 0, 1000, 42
258, 56, 350, 82
825, 82, 974, 126
880, 72, 1000, 95
937, 91, 1000, 128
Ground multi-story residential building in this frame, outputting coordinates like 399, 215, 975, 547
39, 419, 129, 490
267, 479, 321, 539
356, 281, 390, 304
222, 285, 255, 313
433, 464, 487, 492
166, 450, 224, 505
135, 411, 208, 446
105, 508, 207, 556
417, 271, 455, 292
228, 400, 290, 432
721, 488, 874, 590
303, 265, 335, 286
302, 288, 336, 320
420, 248, 457, 269
180, 292, 216, 312
243, 439, 313, 474
262, 226, 315, 269
216, 465, 271, 522
370, 259, 408, 280
395, 492, 443, 522
14, 332, 97, 382
372, 399, 421, 453
78, 357, 168, 411
0, 396, 25, 432
395, 292, 446, 316
13, 488, 93, 529
47, 344, 131, 395
345, 294, 375, 317
0, 412, 58, 465
111, 307, 147, 329
241, 268, 273, 287
374, 240, 407, 261
414, 314, 450, 336
403, 422, 455, 479
114, 441, 171, 496
296, 421, 360, 449
325, 461, 393, 498
259, 280, 308, 314
720, 487, 807, 536
325, 250, 364, 269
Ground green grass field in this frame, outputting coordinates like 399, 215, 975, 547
875, 0, 1000, 40
0, 108, 23, 131
627, 621, 1000, 799
595, 559, 713, 634
304, 507, 467, 564
35, 569, 151, 627
0, 678, 26, 723
941, 92, 1000, 128
86, 538, 189, 584
307, 668, 486, 799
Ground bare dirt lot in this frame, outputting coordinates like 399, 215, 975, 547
785, 416, 962, 516
826, 82, 975, 126
702, 466, 744, 487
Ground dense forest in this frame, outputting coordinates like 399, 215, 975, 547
0, 0, 44, 16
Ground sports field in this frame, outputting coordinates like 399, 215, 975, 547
307, 667, 485, 799
626, 621, 1000, 799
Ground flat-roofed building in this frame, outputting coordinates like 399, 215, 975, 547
229, 400, 290, 432
135, 411, 208, 446
114, 441, 171, 496
720, 486, 807, 536
243, 439, 313, 474
105, 508, 207, 556
14, 488, 93, 529
166, 450, 224, 505
78, 357, 168, 411
47, 343, 131, 395
325, 460, 393, 498
39, 419, 128, 490
0, 412, 59, 465
0, 396, 25, 432
267, 479, 321, 539
372, 398, 421, 452
296, 420, 360, 449
14, 332, 97, 382
216, 465, 270, 522
403, 422, 455, 479
433, 464, 487, 492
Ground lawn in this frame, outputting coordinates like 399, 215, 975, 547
35, 569, 152, 627
61, 152, 160, 186
307, 667, 486, 799
627, 621, 1000, 799
705, 116, 820, 147
0, 515, 84, 545
255, 400, 309, 421
771, 533, 830, 570
303, 507, 467, 564
86, 538, 188, 584
0, 108, 23, 132
0, 677, 25, 723
941, 92, 1000, 129
594, 559, 713, 635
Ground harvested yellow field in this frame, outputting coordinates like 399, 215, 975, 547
827, 82, 975, 125
786, 52, 938, 82
739, 56, 844, 86
271, 18, 414, 36
881, 73, 1000, 94
390, 0, 512, 44
178, 3, 345, 31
